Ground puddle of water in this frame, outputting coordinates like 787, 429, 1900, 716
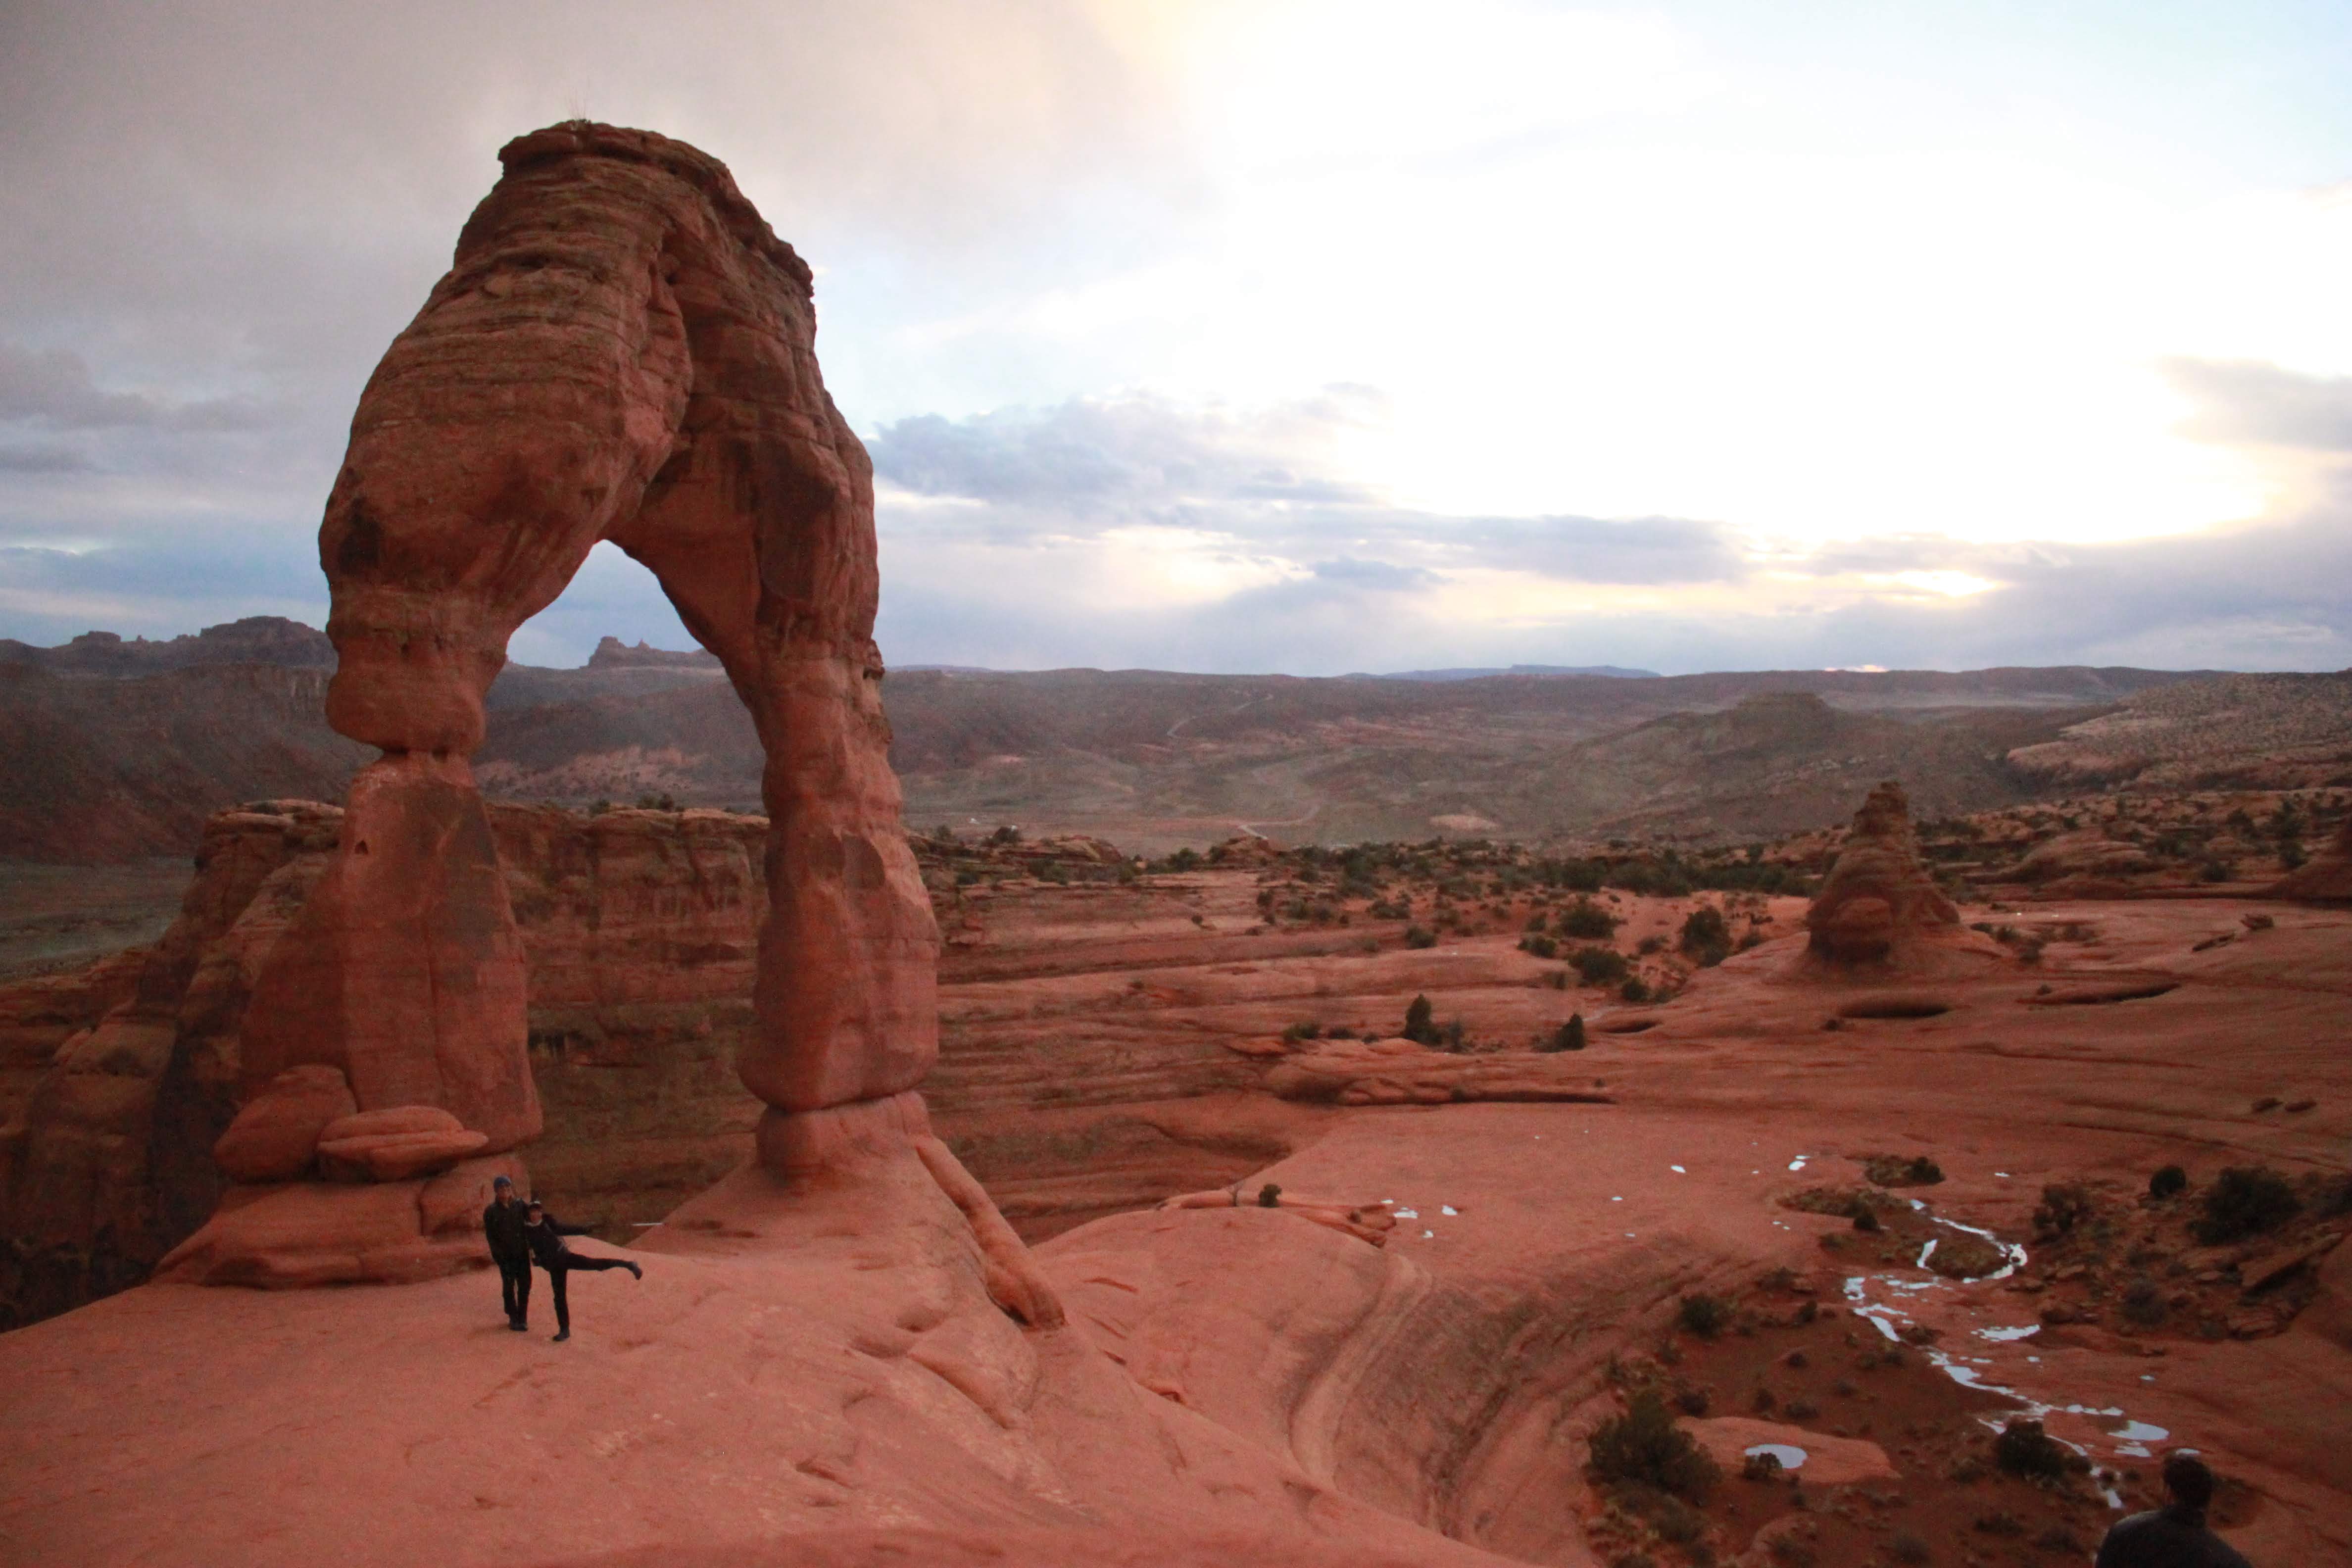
1670, 1165, 1687, 1174
1440, 1204, 1459, 1216
1977, 1325, 2041, 1342
1394, 1207, 1420, 1219
1744, 1442, 1808, 1470
1788, 1157, 1810, 1172
1611, 1196, 1623, 1203
1421, 1229, 1434, 1239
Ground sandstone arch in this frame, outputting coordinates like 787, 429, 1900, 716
241, 123, 936, 1163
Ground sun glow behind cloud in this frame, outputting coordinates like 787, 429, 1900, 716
2, 0, 2347, 672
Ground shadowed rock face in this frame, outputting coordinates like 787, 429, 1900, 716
252, 122, 937, 1150
2269, 815, 2352, 902
1804, 780, 1964, 966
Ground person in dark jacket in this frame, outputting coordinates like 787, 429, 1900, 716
2095, 1452, 2253, 1568
523, 1200, 642, 1343
482, 1175, 532, 1331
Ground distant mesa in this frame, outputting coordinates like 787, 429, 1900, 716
1350, 662, 1663, 681
586, 635, 722, 671
0, 615, 334, 675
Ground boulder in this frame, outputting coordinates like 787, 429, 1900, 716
150, 1180, 479, 1289
317, 1128, 490, 1182
211, 1065, 357, 1181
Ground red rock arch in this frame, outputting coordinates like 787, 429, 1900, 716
242, 123, 938, 1154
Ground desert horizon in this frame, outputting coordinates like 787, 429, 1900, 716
4, 6, 2348, 1567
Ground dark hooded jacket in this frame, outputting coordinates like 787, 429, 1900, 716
2095, 1505, 2252, 1568
482, 1197, 531, 1266
524, 1212, 594, 1269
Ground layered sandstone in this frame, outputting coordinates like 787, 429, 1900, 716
1801, 780, 2002, 973
162, 122, 953, 1282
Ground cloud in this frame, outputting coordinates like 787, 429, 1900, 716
870, 388, 1384, 508
0, 343, 264, 431
2163, 357, 2352, 453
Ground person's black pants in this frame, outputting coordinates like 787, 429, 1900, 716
545, 1256, 631, 1333
497, 1259, 532, 1324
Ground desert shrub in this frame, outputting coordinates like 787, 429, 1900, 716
1652, 1496, 1705, 1545
1540, 1014, 1587, 1053
1637, 934, 1667, 956
2149, 1164, 2189, 1200
1369, 897, 1411, 920
1677, 1293, 1730, 1338
2199, 858, 2231, 882
1560, 897, 1620, 939
1991, 1420, 2074, 1482
1571, 945, 1632, 984
990, 824, 1023, 845
1741, 1450, 1784, 1482
1863, 1154, 1944, 1187
1281, 1021, 1321, 1042
2032, 1183, 2095, 1239
1679, 906, 1733, 967
1403, 925, 1438, 949
1674, 1386, 1710, 1416
1519, 933, 1560, 959
2195, 1165, 2301, 1244
1750, 1384, 1775, 1413
1851, 1205, 1882, 1233
1255, 1183, 1282, 1208
1163, 846, 1200, 871
1438, 1018, 1469, 1053
2120, 1277, 2166, 1327
1403, 994, 1438, 1045
1587, 1389, 1718, 1501
1620, 977, 1653, 1003
1543, 969, 1570, 990
588, 798, 612, 817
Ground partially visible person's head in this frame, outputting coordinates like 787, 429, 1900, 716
2162, 1452, 2215, 1510
525, 1200, 544, 1222
493, 1176, 513, 1203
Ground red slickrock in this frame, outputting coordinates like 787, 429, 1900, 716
211, 1065, 357, 1182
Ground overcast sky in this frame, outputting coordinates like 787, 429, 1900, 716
2, 0, 2348, 675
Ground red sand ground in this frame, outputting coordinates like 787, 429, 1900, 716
2, 897, 2346, 1566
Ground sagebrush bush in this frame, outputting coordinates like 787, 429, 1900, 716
2195, 1165, 2300, 1243
1587, 1389, 1718, 1501
1677, 1293, 1730, 1338
2149, 1164, 2189, 1200
1571, 945, 1631, 984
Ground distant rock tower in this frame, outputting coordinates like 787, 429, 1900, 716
1803, 781, 1983, 969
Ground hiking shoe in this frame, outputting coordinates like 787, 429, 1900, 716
551, 1329, 570, 1343
507, 1320, 527, 1332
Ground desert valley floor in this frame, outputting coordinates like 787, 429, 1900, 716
3, 826, 2346, 1568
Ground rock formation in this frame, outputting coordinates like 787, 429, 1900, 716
160, 122, 983, 1291
2268, 814, 2352, 902
1802, 780, 1999, 972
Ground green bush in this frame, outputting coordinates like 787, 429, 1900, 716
2194, 1165, 2301, 1244
1403, 925, 1438, 949
1403, 993, 1438, 1045
1519, 933, 1559, 959
1991, 1419, 2076, 1481
1620, 977, 1652, 1004
1559, 897, 1619, 940
1677, 1293, 1730, 1338
1679, 906, 1733, 967
1587, 1389, 1718, 1501
2149, 1165, 2189, 1200
1570, 945, 1631, 984
1540, 1014, 1587, 1053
